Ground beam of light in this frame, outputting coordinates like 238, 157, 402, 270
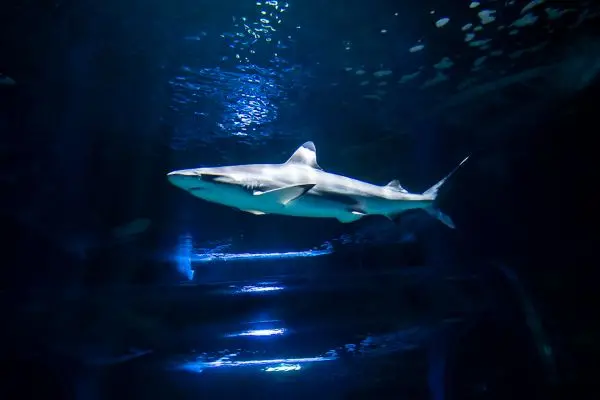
173, 233, 195, 281
191, 242, 333, 263
175, 354, 337, 374
495, 263, 558, 384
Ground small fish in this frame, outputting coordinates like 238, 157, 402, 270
0, 74, 16, 86
112, 218, 151, 240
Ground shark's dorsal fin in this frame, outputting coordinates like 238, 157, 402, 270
384, 180, 408, 193
285, 141, 322, 170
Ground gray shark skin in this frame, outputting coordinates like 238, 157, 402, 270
167, 142, 468, 228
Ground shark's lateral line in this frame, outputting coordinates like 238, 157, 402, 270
167, 142, 468, 228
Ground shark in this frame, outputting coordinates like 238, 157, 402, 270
167, 141, 468, 228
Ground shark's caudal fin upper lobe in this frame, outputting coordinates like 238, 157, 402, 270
422, 155, 470, 229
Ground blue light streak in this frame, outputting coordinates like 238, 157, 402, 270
175, 354, 336, 374
228, 282, 286, 295
265, 363, 301, 372
191, 242, 333, 263
225, 328, 286, 338
170, 237, 334, 282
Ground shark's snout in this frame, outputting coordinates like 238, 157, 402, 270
167, 169, 201, 189
167, 169, 197, 178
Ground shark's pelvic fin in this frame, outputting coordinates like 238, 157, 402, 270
384, 179, 408, 193
285, 141, 322, 170
337, 213, 364, 223
253, 183, 316, 205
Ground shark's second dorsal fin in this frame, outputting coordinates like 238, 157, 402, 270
285, 141, 322, 170
384, 180, 408, 193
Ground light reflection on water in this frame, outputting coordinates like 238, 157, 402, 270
170, 66, 284, 141
169, 1, 298, 147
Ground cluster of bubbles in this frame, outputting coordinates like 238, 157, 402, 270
224, 1, 291, 69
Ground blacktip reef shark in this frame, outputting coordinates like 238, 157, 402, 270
167, 142, 468, 228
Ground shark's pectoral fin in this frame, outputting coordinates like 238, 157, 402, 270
253, 183, 316, 206
242, 209, 267, 215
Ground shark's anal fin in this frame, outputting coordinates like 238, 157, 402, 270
285, 141, 322, 170
242, 209, 267, 215
384, 179, 408, 193
253, 183, 316, 205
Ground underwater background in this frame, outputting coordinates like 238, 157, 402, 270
1, 0, 599, 398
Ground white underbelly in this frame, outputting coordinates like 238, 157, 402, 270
258, 195, 346, 218
195, 191, 338, 218
277, 197, 346, 218
195, 189, 425, 220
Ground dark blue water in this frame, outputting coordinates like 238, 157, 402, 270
2, 0, 599, 398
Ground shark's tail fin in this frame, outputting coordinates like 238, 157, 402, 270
422, 155, 470, 199
423, 207, 456, 229
422, 155, 470, 229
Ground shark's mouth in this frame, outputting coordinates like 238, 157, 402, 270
189, 187, 207, 192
